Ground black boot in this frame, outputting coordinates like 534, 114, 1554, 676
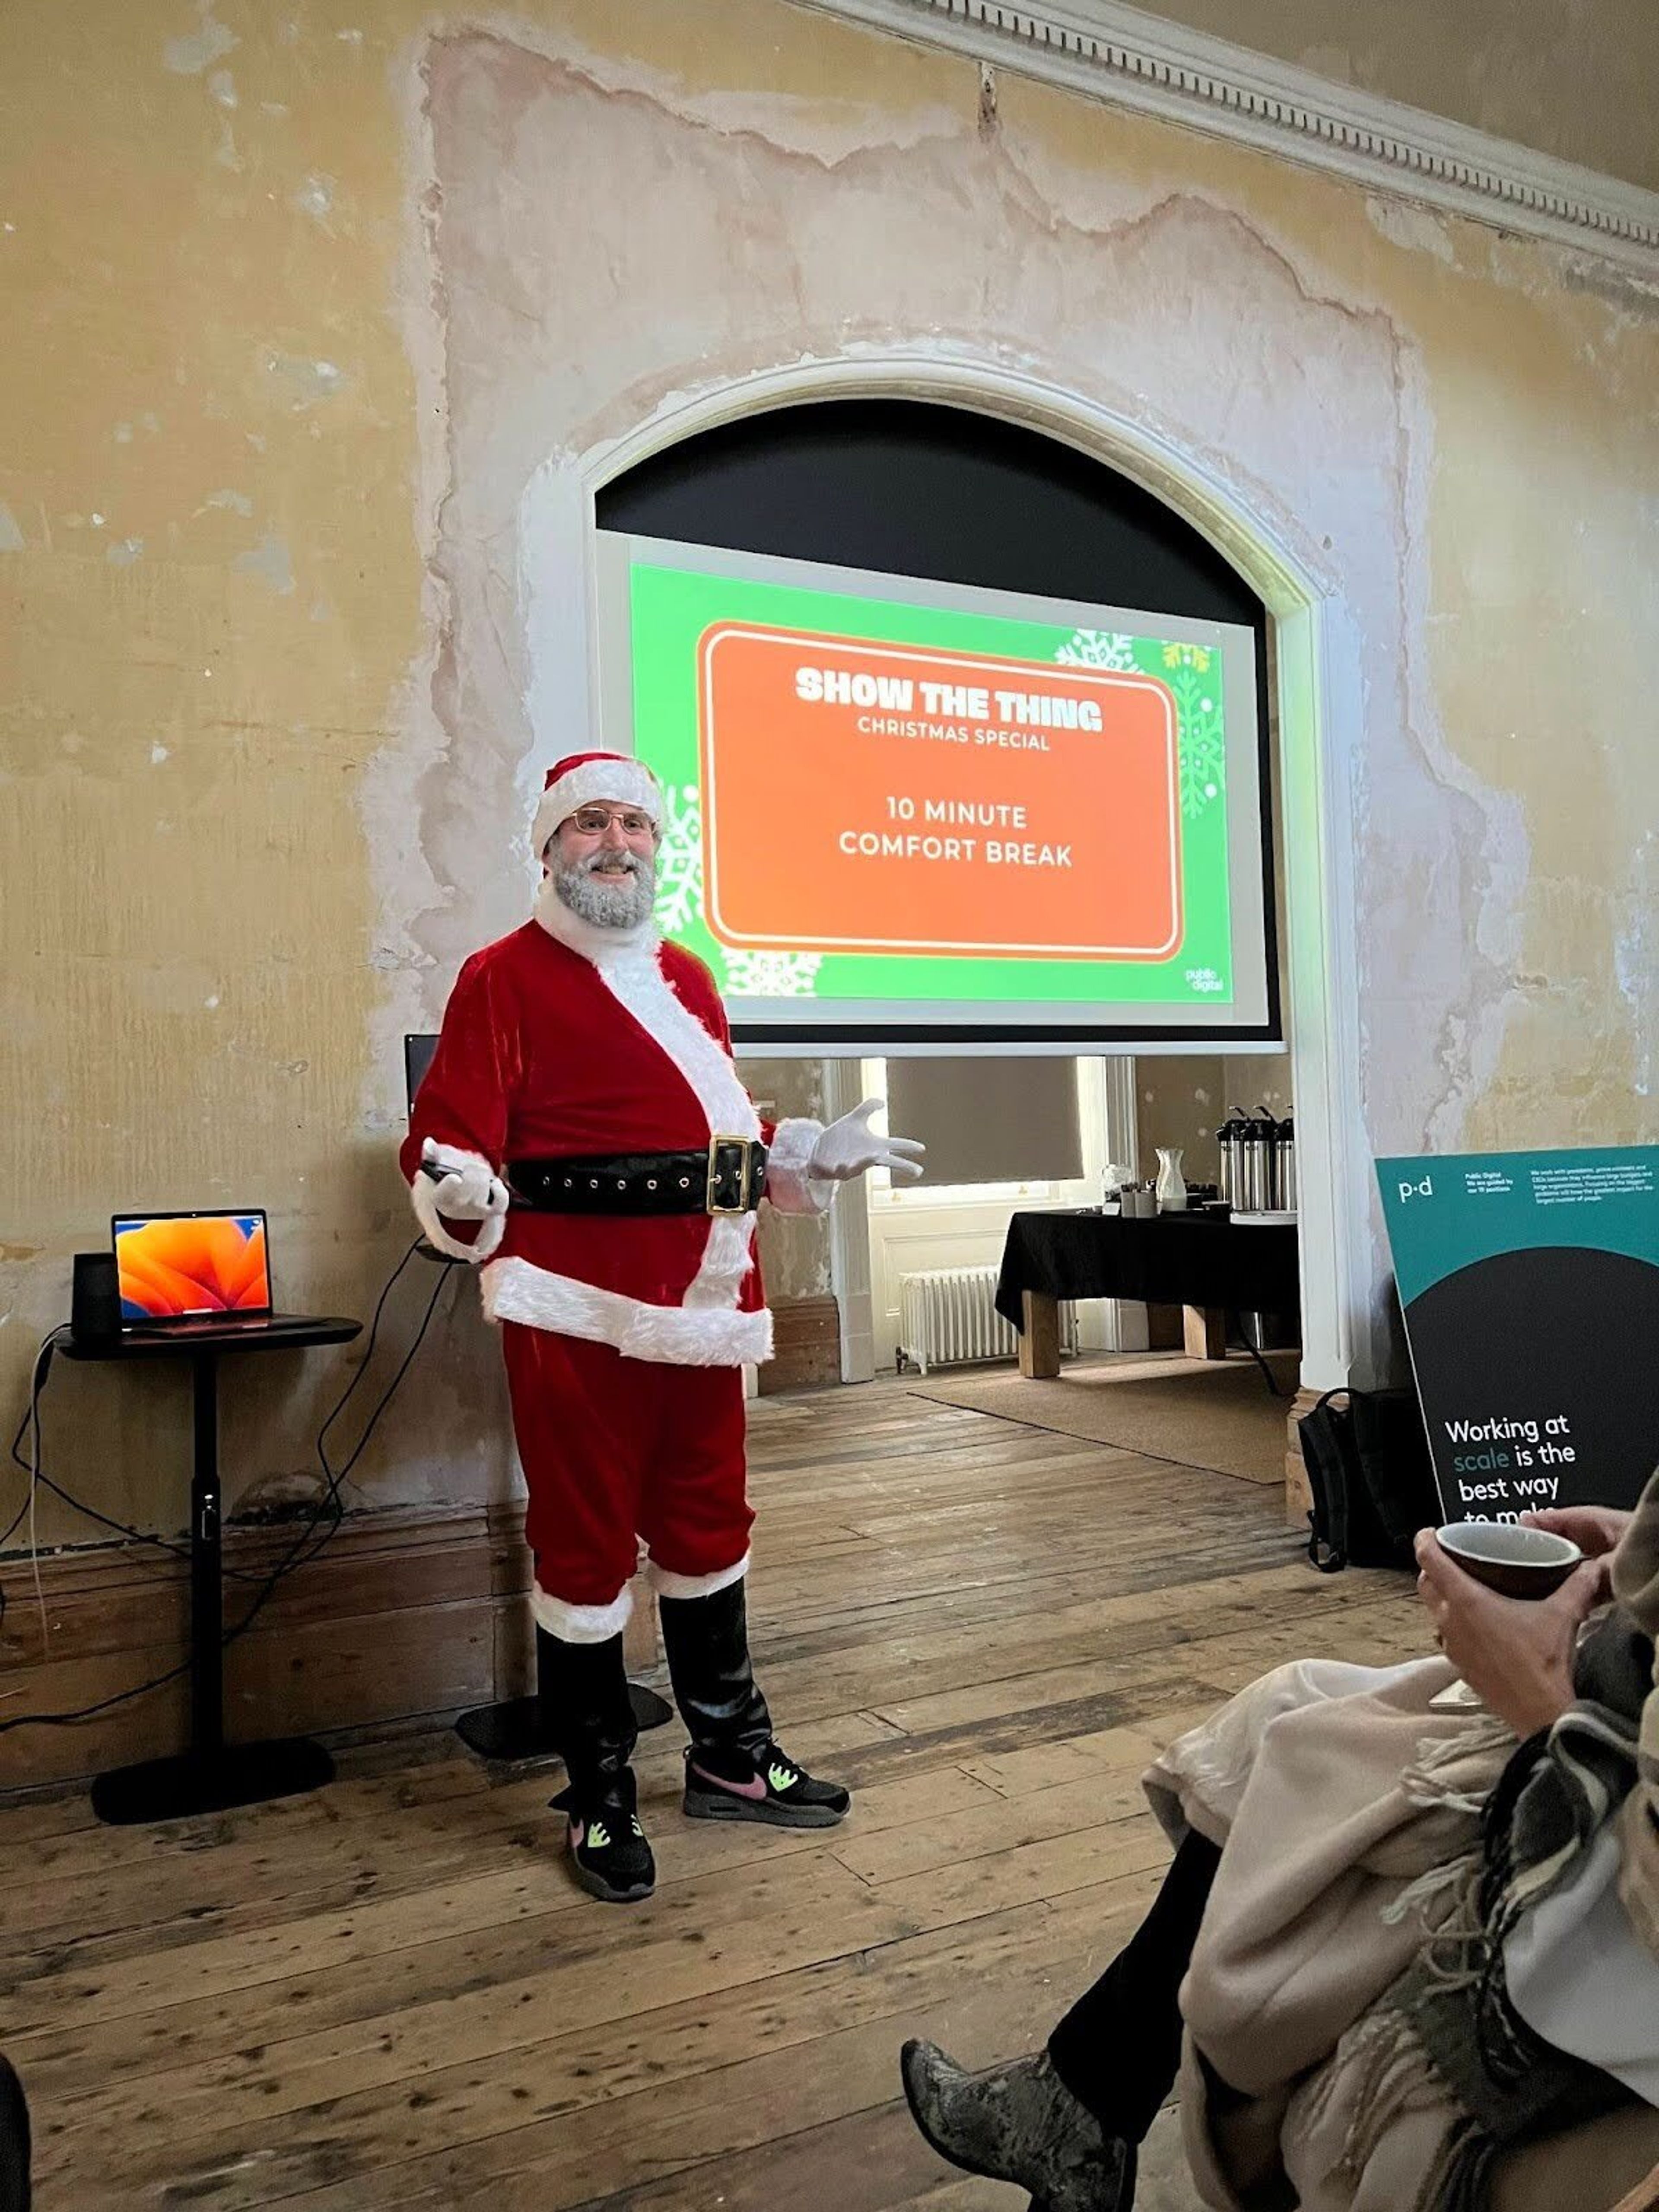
658, 1578, 851, 1829
540, 1630, 655, 1904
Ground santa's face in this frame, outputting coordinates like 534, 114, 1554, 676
547, 802, 658, 930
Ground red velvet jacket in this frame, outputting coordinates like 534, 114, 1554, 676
399, 901, 826, 1366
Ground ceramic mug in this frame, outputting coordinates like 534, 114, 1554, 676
1434, 1520, 1583, 1600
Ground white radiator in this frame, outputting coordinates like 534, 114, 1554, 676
897, 1266, 1077, 1375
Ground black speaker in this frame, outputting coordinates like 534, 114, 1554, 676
72, 1251, 121, 1345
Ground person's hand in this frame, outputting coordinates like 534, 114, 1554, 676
421, 1138, 509, 1222
1519, 1504, 1632, 1560
809, 1100, 926, 1184
1414, 1529, 1606, 1738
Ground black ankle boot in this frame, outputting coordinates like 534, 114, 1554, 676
540, 1630, 655, 1904
658, 1579, 851, 1829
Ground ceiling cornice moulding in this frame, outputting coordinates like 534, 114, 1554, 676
797, 0, 1659, 280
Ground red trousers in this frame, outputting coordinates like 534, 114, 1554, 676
501, 1322, 753, 1609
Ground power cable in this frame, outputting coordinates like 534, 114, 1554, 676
215, 1243, 452, 1647
0, 1241, 457, 1735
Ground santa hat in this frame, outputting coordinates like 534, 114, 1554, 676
531, 751, 662, 856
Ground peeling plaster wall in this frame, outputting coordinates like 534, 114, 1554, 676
2, 0, 1656, 1543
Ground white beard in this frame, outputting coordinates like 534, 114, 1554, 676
550, 847, 656, 931
534, 861, 658, 968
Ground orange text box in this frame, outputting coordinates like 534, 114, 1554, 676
698, 626, 1182, 961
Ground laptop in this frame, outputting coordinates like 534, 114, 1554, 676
404, 1033, 438, 1114
111, 1208, 311, 1339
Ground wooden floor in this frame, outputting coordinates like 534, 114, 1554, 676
0, 1378, 1424, 2210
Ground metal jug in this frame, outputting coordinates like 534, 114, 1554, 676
1273, 1114, 1297, 1213
1238, 1109, 1278, 1212
1216, 1108, 1250, 1207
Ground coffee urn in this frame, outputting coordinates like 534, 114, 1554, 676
1273, 1112, 1297, 1214
1216, 1108, 1250, 1207
1238, 1109, 1278, 1212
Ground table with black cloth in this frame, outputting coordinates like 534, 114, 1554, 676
997, 1209, 1300, 1376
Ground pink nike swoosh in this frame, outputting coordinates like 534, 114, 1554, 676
691, 1762, 769, 1801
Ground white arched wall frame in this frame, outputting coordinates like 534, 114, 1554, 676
519, 353, 1369, 1395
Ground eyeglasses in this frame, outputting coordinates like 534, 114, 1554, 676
566, 807, 656, 837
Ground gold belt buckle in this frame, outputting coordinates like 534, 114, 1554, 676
706, 1134, 753, 1215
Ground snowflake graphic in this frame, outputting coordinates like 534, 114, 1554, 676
1055, 628, 1137, 671
1166, 663, 1226, 819
1055, 630, 1223, 817
653, 782, 704, 937
723, 950, 823, 998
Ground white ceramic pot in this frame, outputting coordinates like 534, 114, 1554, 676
1155, 1147, 1188, 1213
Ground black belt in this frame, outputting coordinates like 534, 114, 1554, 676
508, 1137, 767, 1216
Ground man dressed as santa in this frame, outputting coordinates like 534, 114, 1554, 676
401, 751, 924, 1903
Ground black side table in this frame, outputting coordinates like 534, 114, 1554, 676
60, 1316, 361, 1825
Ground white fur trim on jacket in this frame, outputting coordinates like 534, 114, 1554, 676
409, 1146, 508, 1265
592, 946, 763, 1317
530, 1579, 633, 1644
594, 947, 759, 1140
531, 757, 661, 858
765, 1116, 834, 1217
648, 1551, 750, 1601
482, 1255, 774, 1367
528, 894, 769, 1346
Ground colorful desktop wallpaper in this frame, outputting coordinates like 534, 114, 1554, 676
114, 1214, 270, 1319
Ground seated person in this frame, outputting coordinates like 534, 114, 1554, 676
899, 1491, 1659, 2212
0, 2053, 29, 2212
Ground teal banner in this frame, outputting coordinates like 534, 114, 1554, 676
1376, 1145, 1659, 1519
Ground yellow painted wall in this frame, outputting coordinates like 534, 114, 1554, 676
2, 0, 1655, 1555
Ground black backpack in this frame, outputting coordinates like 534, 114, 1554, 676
1300, 1387, 1438, 1573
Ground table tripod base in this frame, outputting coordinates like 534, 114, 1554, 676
91, 1737, 335, 1826
454, 1681, 674, 1763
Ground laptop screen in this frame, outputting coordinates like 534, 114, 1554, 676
404, 1033, 437, 1115
112, 1210, 273, 1325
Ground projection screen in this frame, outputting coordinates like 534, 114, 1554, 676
594, 532, 1278, 1055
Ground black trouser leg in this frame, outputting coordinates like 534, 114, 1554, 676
0, 2052, 29, 2212
537, 1628, 639, 1814
657, 1579, 772, 1773
1047, 1831, 1222, 2143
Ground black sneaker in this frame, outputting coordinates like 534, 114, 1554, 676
550, 1783, 656, 1903
682, 1741, 851, 1829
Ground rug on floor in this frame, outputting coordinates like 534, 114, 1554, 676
906, 1350, 1298, 1486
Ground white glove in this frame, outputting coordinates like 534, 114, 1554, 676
808, 1099, 925, 1184
422, 1138, 509, 1222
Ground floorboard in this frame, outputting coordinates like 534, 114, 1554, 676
0, 1375, 1421, 2208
